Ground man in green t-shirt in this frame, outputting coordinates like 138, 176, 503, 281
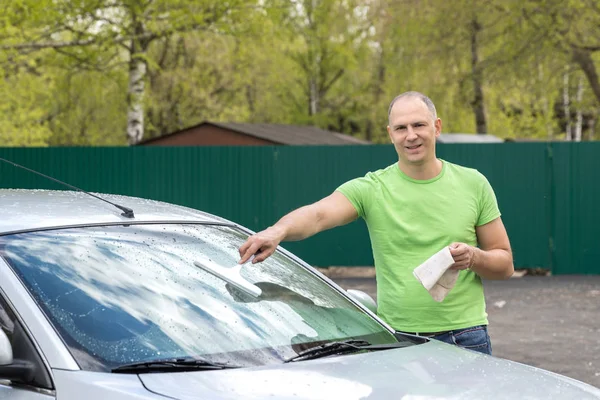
238, 91, 513, 355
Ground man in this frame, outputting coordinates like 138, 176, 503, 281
238, 91, 513, 355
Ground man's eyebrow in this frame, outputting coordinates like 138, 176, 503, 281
393, 121, 428, 129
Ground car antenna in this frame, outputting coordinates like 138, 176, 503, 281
0, 157, 135, 218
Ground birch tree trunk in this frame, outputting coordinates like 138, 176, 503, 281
309, 76, 319, 116
563, 68, 572, 141
127, 54, 147, 145
538, 64, 554, 139
126, 11, 152, 145
574, 76, 584, 142
307, 0, 319, 117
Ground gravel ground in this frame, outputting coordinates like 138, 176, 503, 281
333, 274, 600, 388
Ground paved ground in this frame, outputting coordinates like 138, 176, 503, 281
332, 274, 600, 388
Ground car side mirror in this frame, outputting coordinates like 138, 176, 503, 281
347, 289, 377, 314
0, 329, 35, 384
0, 330, 12, 365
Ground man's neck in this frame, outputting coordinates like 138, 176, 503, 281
398, 158, 443, 180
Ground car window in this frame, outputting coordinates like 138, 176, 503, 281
0, 224, 404, 372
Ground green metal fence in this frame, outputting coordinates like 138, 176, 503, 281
0, 143, 597, 274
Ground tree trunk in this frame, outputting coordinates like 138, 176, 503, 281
126, 13, 152, 146
307, 0, 319, 117
470, 17, 487, 134
563, 67, 572, 141
309, 76, 319, 116
572, 47, 600, 105
575, 76, 584, 142
246, 85, 255, 116
127, 54, 147, 145
366, 120, 373, 142
538, 63, 554, 139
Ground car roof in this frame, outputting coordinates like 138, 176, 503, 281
0, 189, 232, 235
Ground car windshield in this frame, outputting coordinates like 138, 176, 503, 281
0, 224, 404, 371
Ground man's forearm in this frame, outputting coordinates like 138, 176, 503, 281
471, 248, 514, 280
271, 205, 324, 242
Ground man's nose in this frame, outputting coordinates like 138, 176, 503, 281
406, 127, 418, 140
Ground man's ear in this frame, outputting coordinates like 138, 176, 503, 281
434, 118, 442, 138
387, 125, 394, 143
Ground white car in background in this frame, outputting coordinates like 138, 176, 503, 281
0, 187, 598, 399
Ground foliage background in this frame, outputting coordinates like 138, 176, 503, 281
1, 0, 599, 146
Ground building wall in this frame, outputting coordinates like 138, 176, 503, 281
142, 125, 276, 146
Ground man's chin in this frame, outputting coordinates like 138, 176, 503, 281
402, 155, 426, 165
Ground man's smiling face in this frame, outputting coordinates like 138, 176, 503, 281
387, 96, 442, 166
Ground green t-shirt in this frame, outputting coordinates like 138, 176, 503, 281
336, 159, 501, 332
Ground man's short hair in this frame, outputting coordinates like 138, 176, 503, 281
388, 91, 437, 121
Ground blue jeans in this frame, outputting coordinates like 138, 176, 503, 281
432, 325, 492, 355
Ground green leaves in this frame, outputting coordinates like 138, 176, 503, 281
0, 0, 599, 145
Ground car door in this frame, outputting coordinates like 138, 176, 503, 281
0, 294, 55, 399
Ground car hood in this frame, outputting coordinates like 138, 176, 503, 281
139, 341, 600, 399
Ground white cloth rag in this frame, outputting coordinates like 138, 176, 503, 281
412, 246, 458, 302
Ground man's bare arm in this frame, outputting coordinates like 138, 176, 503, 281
449, 217, 514, 279
472, 217, 514, 279
238, 191, 358, 264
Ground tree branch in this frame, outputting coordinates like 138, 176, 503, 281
0, 37, 98, 50
572, 44, 600, 52
319, 68, 344, 96
571, 47, 600, 104
0, 12, 224, 52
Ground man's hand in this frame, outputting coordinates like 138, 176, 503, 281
448, 218, 514, 280
238, 226, 285, 264
449, 242, 478, 271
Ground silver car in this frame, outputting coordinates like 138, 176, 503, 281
0, 188, 598, 399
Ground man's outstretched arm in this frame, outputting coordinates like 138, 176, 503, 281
238, 191, 358, 264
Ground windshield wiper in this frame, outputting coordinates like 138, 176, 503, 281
283, 339, 410, 363
111, 357, 241, 373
